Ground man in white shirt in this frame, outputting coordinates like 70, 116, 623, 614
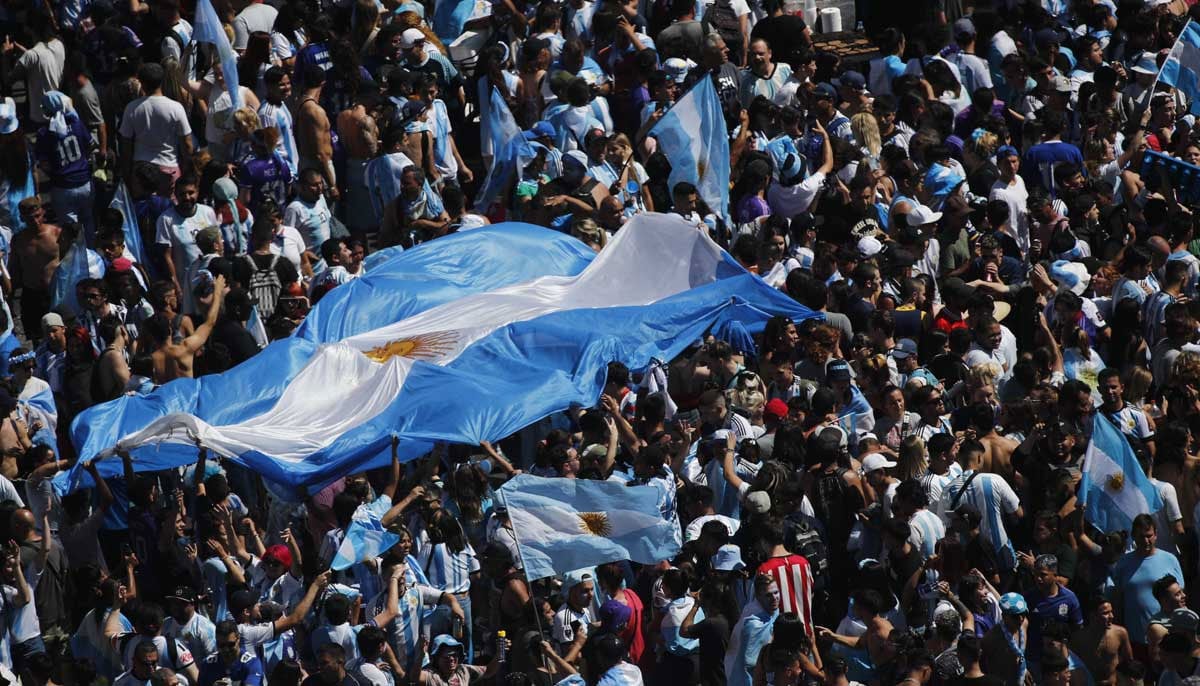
767, 125, 833, 218
155, 175, 217, 311
232, 0, 279, 52
988, 145, 1029, 256
3, 14, 65, 125
119, 63, 193, 179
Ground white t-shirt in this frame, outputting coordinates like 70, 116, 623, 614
17, 40, 66, 124
269, 225, 306, 274
233, 3, 279, 50
1152, 478, 1183, 556
989, 177, 1029, 256
119, 95, 192, 167
767, 172, 825, 218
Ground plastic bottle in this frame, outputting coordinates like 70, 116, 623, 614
496, 630, 508, 662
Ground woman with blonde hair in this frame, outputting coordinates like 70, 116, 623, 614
570, 217, 607, 252
897, 436, 928, 480
964, 128, 1000, 196
228, 107, 261, 163
851, 112, 882, 169
594, 133, 653, 217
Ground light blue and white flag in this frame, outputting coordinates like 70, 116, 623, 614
1159, 19, 1200, 114
475, 88, 532, 210
58, 216, 815, 493
499, 474, 681, 579
18, 376, 58, 452
331, 510, 400, 571
192, 0, 241, 109
111, 181, 149, 267
1079, 413, 1163, 534
648, 77, 730, 218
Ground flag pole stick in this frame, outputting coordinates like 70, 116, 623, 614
1143, 18, 1192, 110
497, 488, 554, 674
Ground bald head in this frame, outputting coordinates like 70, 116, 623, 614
1148, 236, 1171, 267
11, 509, 34, 539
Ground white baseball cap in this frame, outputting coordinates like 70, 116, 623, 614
861, 453, 898, 474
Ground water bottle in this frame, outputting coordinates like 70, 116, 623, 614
496, 630, 508, 662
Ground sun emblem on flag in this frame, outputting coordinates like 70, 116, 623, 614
697, 159, 707, 178
578, 512, 612, 537
362, 331, 459, 363
1107, 473, 1125, 491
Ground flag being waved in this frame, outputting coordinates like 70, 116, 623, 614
1078, 413, 1163, 534
331, 509, 400, 571
648, 77, 731, 218
1159, 19, 1200, 114
192, 0, 241, 109
60, 216, 814, 493
499, 474, 682, 579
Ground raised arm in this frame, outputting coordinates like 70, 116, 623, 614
183, 275, 228, 354
275, 571, 330, 634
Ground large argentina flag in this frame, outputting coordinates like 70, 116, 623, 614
1159, 20, 1200, 114
1078, 413, 1163, 534
61, 215, 815, 492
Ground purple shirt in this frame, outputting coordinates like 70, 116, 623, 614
237, 152, 294, 210
35, 112, 92, 188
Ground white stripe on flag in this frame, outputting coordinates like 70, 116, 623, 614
1085, 443, 1152, 516
112, 215, 728, 463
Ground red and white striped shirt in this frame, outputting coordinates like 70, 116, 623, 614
757, 554, 814, 635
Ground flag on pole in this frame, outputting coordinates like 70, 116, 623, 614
192, 0, 241, 109
499, 474, 682, 579
1078, 413, 1163, 533
648, 77, 730, 218
1158, 19, 1200, 113
110, 181, 148, 266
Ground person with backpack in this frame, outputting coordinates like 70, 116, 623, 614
233, 218, 298, 321
701, 0, 749, 67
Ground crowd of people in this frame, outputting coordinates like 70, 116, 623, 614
1, 0, 1200, 684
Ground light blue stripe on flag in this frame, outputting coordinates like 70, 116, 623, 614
193, 0, 241, 109
1160, 20, 1200, 114
649, 77, 731, 218
111, 182, 148, 266
1078, 413, 1163, 533
499, 474, 682, 579
332, 511, 400, 570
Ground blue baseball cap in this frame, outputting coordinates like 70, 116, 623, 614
431, 635, 465, 655
996, 145, 1019, 160
826, 358, 852, 382
999, 592, 1028, 615
814, 82, 838, 100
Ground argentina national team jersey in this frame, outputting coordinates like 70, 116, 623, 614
371, 583, 441, 667
258, 102, 299, 175
198, 651, 264, 686
237, 153, 293, 210
426, 542, 479, 595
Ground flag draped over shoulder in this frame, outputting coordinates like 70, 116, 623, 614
57, 215, 816, 495
1159, 19, 1200, 113
192, 0, 241, 109
475, 88, 535, 210
1078, 413, 1163, 534
648, 77, 730, 218
499, 474, 681, 579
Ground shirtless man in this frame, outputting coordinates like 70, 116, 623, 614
295, 65, 338, 202
9, 198, 61, 343
337, 90, 380, 234
1070, 600, 1132, 686
966, 403, 1018, 483
144, 274, 226, 382
0, 389, 31, 466
818, 589, 895, 671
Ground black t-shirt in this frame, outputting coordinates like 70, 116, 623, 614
211, 319, 262, 369
946, 674, 1005, 686
692, 616, 731, 686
